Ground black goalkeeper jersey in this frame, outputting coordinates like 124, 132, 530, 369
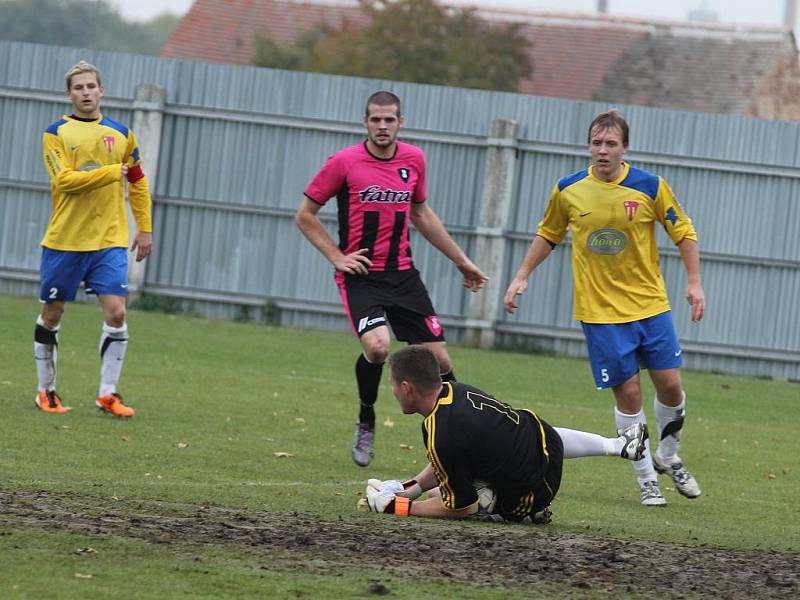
422, 381, 562, 511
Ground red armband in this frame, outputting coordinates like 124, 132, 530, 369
127, 164, 144, 182
393, 496, 412, 517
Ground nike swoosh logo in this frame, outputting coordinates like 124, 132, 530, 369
120, 284, 128, 288
675, 350, 682, 357
580, 212, 591, 217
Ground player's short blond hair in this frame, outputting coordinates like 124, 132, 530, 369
65, 61, 102, 90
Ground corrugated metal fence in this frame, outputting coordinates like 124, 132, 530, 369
1, 40, 798, 380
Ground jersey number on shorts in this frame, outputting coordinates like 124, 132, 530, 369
49, 287, 58, 300
466, 391, 520, 425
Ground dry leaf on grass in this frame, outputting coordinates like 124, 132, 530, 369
272, 451, 293, 458
383, 417, 395, 428
74, 573, 94, 579
295, 417, 306, 424
176, 442, 188, 449
399, 444, 413, 450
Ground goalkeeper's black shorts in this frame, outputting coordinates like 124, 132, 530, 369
493, 420, 564, 522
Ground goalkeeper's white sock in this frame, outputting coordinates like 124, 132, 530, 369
34, 315, 59, 392
654, 392, 686, 465
98, 322, 128, 396
615, 407, 658, 485
554, 427, 618, 458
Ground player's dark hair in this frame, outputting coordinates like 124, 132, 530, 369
365, 91, 401, 117
389, 346, 441, 393
588, 109, 629, 146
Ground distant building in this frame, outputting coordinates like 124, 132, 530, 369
162, 0, 800, 120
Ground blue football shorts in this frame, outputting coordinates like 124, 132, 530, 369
581, 311, 683, 389
39, 247, 129, 302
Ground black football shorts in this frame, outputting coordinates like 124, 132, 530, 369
336, 268, 446, 343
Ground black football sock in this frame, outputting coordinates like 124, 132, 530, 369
356, 353, 383, 427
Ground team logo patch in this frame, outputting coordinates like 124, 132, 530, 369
103, 136, 115, 153
425, 316, 442, 337
587, 229, 628, 255
398, 167, 410, 182
623, 201, 639, 221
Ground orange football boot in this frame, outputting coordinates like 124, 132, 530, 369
96, 393, 135, 418
35, 390, 71, 414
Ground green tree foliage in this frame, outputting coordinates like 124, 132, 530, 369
253, 0, 532, 92
0, 0, 180, 55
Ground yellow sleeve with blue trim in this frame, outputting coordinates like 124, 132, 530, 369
655, 178, 696, 244
536, 183, 570, 246
124, 129, 152, 234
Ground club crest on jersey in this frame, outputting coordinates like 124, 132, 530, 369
359, 185, 411, 203
425, 316, 442, 337
103, 136, 115, 153
623, 201, 640, 221
398, 167, 410, 182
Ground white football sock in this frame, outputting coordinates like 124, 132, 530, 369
654, 392, 686, 465
99, 322, 128, 396
34, 315, 59, 392
554, 427, 618, 458
615, 407, 658, 485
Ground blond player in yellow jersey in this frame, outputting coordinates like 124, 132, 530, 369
504, 110, 706, 506
34, 61, 152, 418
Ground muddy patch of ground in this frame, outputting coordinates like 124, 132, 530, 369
1, 490, 797, 598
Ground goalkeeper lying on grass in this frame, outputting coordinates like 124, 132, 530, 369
365, 345, 647, 522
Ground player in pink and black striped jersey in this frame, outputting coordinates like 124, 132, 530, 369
296, 91, 487, 467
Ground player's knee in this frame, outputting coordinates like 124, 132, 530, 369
364, 342, 389, 364
41, 305, 64, 328
105, 307, 126, 328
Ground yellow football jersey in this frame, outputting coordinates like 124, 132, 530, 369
537, 162, 696, 323
41, 114, 152, 251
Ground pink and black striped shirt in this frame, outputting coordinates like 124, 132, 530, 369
304, 140, 427, 272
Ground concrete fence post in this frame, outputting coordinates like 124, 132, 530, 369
128, 83, 165, 301
465, 118, 519, 348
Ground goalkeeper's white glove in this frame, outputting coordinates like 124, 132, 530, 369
366, 479, 412, 515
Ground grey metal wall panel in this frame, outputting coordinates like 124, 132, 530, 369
1, 40, 798, 380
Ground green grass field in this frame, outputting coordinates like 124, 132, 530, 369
0, 294, 797, 598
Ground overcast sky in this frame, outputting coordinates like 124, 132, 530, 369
108, 0, 796, 31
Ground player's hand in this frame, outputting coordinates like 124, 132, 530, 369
120, 164, 129, 179
457, 260, 488, 292
366, 478, 403, 513
333, 248, 372, 275
503, 277, 528, 314
685, 281, 706, 322
131, 232, 153, 262
396, 479, 423, 500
